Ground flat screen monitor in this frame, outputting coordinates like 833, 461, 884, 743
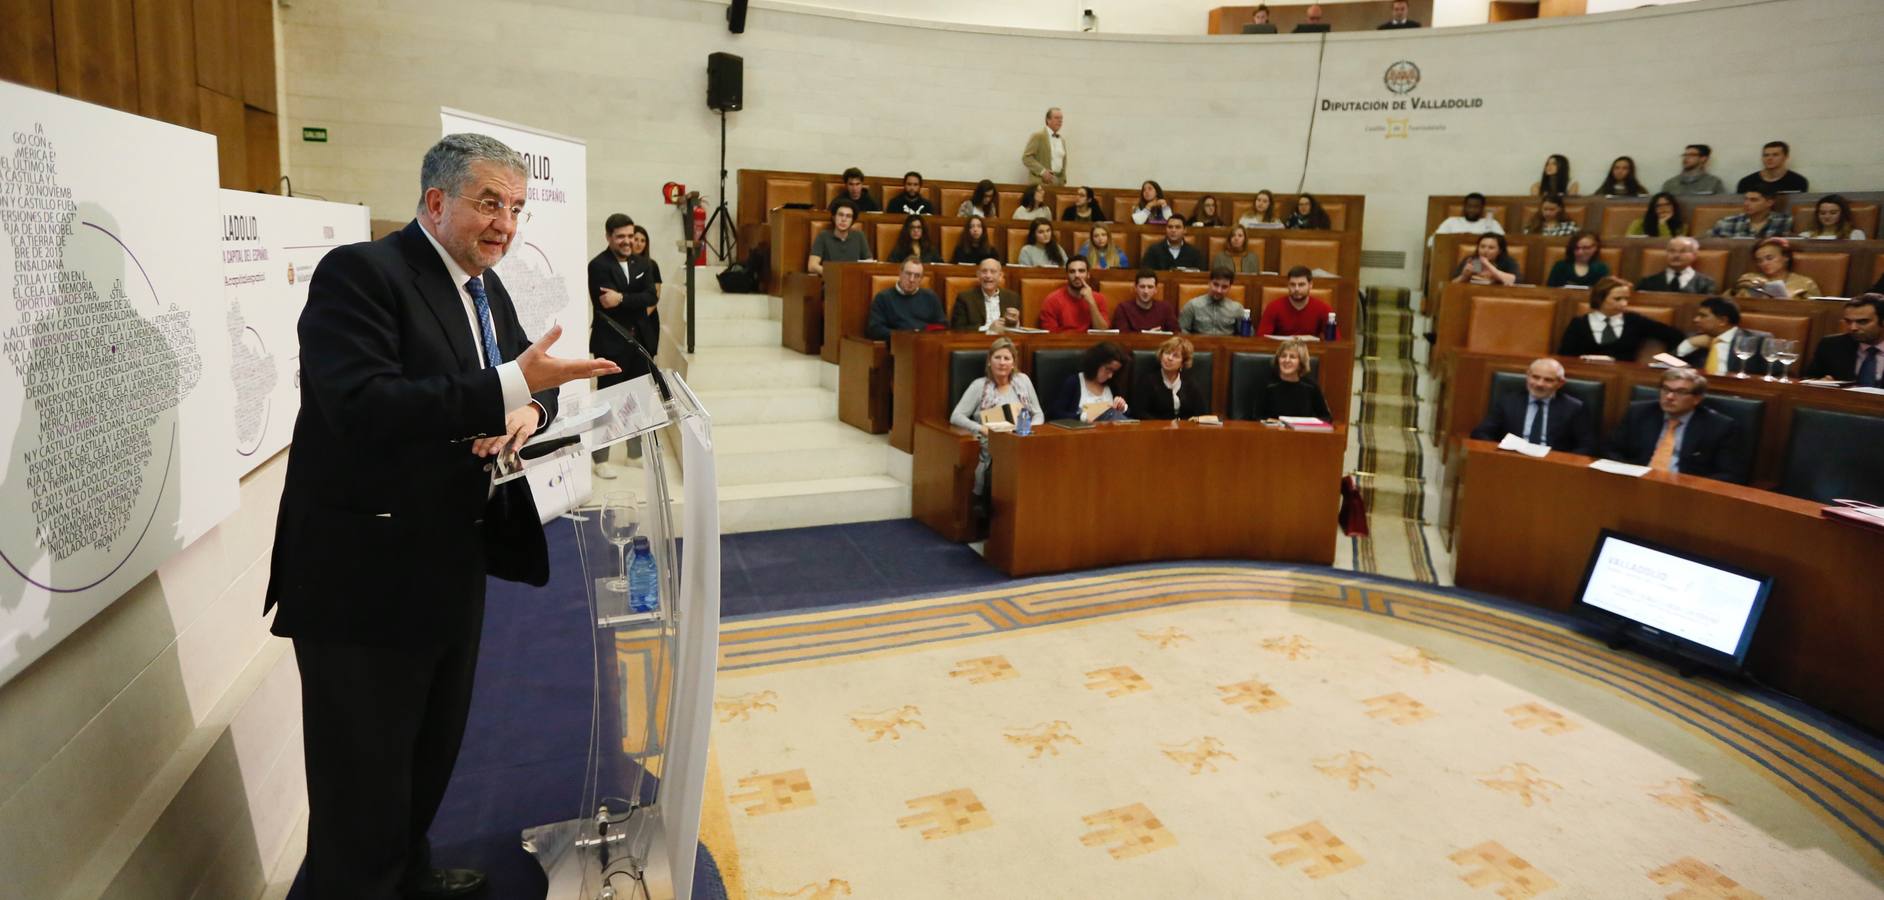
1241, 23, 1278, 34
1292, 23, 1332, 33
1571, 529, 1772, 672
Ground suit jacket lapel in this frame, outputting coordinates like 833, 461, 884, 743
399, 221, 479, 371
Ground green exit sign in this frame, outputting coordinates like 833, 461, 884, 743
301, 127, 328, 143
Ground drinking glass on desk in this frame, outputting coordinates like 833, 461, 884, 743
1732, 331, 1762, 378
600, 492, 639, 594
1759, 336, 1781, 382
1773, 339, 1800, 383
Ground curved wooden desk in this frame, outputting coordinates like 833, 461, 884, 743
985, 421, 1344, 577
1452, 439, 1884, 734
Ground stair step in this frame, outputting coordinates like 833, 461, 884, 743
715, 421, 890, 485
694, 293, 777, 321
693, 318, 783, 348
683, 346, 826, 389
718, 476, 911, 534
693, 386, 837, 425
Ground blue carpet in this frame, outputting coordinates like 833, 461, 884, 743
288, 516, 1005, 898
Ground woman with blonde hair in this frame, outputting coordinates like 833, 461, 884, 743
1238, 189, 1283, 229
1077, 224, 1129, 269
1211, 225, 1261, 274
1253, 339, 1330, 420
1733, 237, 1821, 299
1134, 336, 1209, 420
949, 336, 1045, 505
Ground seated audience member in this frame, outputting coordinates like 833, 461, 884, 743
1257, 266, 1334, 338
950, 336, 1045, 502
1708, 187, 1792, 238
1432, 192, 1504, 241
1179, 267, 1244, 336
951, 258, 1020, 333
828, 166, 880, 214
1039, 258, 1110, 332
1546, 231, 1610, 288
1662, 144, 1727, 196
1246, 4, 1275, 33
1557, 276, 1685, 360
1378, 0, 1420, 28
1732, 236, 1820, 300
1014, 183, 1053, 222
1212, 225, 1262, 274
1294, 3, 1329, 31
864, 258, 945, 339
1135, 336, 1209, 420
1523, 194, 1578, 237
1016, 219, 1067, 268
806, 200, 872, 275
1594, 156, 1648, 197
1626, 192, 1688, 237
887, 214, 942, 264
1131, 180, 1174, 225
1190, 195, 1226, 228
1469, 357, 1597, 453
1254, 339, 1332, 420
1735, 140, 1809, 194
1111, 269, 1180, 334
1048, 341, 1131, 421
1143, 217, 1205, 271
1076, 224, 1129, 270
950, 215, 1004, 265
1239, 189, 1284, 229
885, 171, 934, 216
1283, 193, 1332, 230
1675, 296, 1770, 376
1605, 367, 1746, 483
1635, 236, 1717, 294
1803, 294, 1884, 385
957, 179, 999, 219
1062, 186, 1108, 222
1530, 154, 1578, 198
1798, 194, 1866, 240
1451, 233, 1521, 286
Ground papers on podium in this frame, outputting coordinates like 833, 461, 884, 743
490, 374, 667, 484
1496, 433, 1550, 457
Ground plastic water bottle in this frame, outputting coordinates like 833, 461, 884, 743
1016, 406, 1033, 436
628, 537, 660, 613
1324, 312, 1339, 341
1237, 307, 1253, 337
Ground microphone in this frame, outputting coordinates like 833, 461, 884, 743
597, 313, 674, 403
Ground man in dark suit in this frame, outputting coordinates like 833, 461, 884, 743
1141, 216, 1205, 271
1676, 296, 1770, 377
1803, 294, 1884, 385
1634, 236, 1719, 294
1605, 367, 1747, 483
587, 213, 661, 467
267, 133, 618, 899
1378, 0, 1421, 28
950, 257, 1020, 332
1470, 357, 1597, 454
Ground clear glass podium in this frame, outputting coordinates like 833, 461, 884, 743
514, 371, 719, 900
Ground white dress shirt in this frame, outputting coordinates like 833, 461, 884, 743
417, 222, 533, 417
1048, 131, 1065, 174
1586, 311, 1625, 344
981, 291, 1003, 333
1663, 267, 1696, 290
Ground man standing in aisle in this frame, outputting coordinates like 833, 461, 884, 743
267, 133, 619, 899
1022, 107, 1068, 186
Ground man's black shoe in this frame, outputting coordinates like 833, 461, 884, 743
403, 868, 488, 898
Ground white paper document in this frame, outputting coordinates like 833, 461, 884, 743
1588, 459, 1652, 477
1497, 433, 1550, 457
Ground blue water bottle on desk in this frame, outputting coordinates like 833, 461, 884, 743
1016, 405, 1033, 436
628, 537, 660, 613
1324, 312, 1339, 342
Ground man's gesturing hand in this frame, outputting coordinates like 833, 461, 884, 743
473, 404, 539, 458
519, 324, 621, 394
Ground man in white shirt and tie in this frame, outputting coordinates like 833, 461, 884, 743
1676, 297, 1771, 376
1022, 107, 1067, 186
1634, 236, 1719, 294
949, 257, 1020, 333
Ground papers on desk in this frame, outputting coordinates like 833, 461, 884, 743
1496, 433, 1550, 457
1286, 334, 1321, 342
1822, 499, 1884, 533
1279, 416, 1334, 432
1086, 328, 1120, 334
1848, 386, 1884, 395
1005, 326, 1048, 334
1189, 415, 1223, 426
1588, 459, 1651, 478
1578, 354, 1617, 363
1649, 352, 1688, 369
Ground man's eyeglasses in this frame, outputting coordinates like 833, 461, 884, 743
1660, 386, 1699, 396
458, 195, 531, 224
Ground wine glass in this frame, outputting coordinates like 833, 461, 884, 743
1773, 339, 1800, 384
1759, 336, 1781, 382
1731, 331, 1760, 379
600, 492, 639, 594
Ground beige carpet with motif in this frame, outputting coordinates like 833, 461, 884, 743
688, 565, 1883, 899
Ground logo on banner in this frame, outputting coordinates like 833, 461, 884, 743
1384, 60, 1420, 95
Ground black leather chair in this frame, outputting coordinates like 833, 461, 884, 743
1779, 407, 1884, 504
1628, 383, 1763, 483
1128, 348, 1215, 407
947, 350, 989, 414
1489, 371, 1605, 420
1227, 352, 1321, 420
1030, 348, 1086, 418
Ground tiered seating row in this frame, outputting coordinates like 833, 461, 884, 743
1421, 192, 1884, 246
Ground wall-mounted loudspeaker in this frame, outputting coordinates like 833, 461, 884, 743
707, 52, 743, 112
728, 0, 749, 34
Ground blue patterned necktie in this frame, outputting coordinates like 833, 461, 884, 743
1860, 347, 1881, 388
465, 275, 503, 368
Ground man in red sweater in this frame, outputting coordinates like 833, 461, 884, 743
1109, 269, 1179, 333
1039, 257, 1110, 332
1258, 266, 1333, 338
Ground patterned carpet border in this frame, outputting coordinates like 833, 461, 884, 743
673, 563, 1884, 869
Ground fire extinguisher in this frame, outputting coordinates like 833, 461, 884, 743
692, 202, 707, 266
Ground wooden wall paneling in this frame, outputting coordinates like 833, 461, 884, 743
196, 85, 245, 188
53, 0, 138, 112
243, 105, 278, 191
134, 0, 197, 128
192, 0, 240, 97
236, 0, 274, 111
1, 0, 59, 91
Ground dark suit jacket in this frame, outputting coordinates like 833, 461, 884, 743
1634, 270, 1718, 294
1803, 333, 1865, 381
1605, 401, 1746, 483
1470, 390, 1597, 455
1679, 328, 1771, 376
950, 288, 1019, 331
586, 249, 661, 379
1378, 19, 1421, 29
1132, 367, 1208, 420
1141, 241, 1205, 271
1556, 311, 1685, 361
266, 220, 559, 646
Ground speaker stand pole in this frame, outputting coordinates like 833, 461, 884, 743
681, 194, 697, 355
702, 110, 737, 263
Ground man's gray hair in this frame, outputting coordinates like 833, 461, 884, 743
1668, 235, 1701, 253
1529, 357, 1565, 378
417, 133, 526, 213
1663, 366, 1707, 394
